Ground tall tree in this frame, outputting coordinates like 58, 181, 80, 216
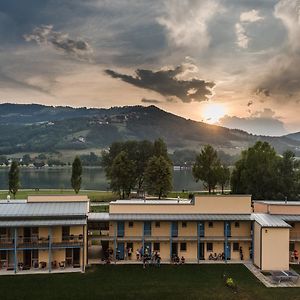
230, 141, 280, 200
278, 150, 300, 200
8, 161, 20, 199
144, 155, 172, 199
109, 151, 137, 199
217, 165, 230, 194
192, 145, 221, 194
71, 156, 82, 194
153, 138, 170, 162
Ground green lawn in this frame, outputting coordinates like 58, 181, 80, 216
0, 265, 299, 300
0, 189, 118, 202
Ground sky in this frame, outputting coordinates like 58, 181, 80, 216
0, 0, 299, 136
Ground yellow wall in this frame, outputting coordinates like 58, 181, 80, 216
253, 222, 261, 268
178, 222, 197, 237
152, 221, 170, 237
231, 221, 251, 237
261, 227, 289, 271
125, 221, 143, 237
110, 195, 252, 214
205, 221, 223, 237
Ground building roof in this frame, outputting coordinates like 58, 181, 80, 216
276, 215, 300, 222
88, 213, 252, 221
252, 213, 291, 228
0, 201, 88, 218
253, 200, 300, 206
110, 199, 192, 205
0, 219, 87, 227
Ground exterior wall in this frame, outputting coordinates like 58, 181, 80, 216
38, 249, 49, 263
269, 205, 300, 215
110, 195, 252, 214
177, 241, 197, 261
125, 222, 143, 237
52, 226, 62, 243
204, 241, 223, 259
205, 221, 223, 237
230, 241, 251, 260
39, 227, 49, 239
152, 221, 170, 237
261, 227, 289, 271
290, 222, 300, 240
231, 221, 251, 237
178, 222, 197, 237
28, 195, 89, 203
253, 203, 268, 213
253, 222, 261, 268
52, 249, 65, 262
70, 226, 84, 236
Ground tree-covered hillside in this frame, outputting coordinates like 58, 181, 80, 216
0, 103, 299, 155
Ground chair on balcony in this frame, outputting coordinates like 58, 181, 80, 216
59, 261, 65, 269
39, 261, 47, 269
79, 234, 83, 240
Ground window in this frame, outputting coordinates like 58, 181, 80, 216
233, 242, 239, 251
0, 250, 6, 260
180, 242, 187, 251
206, 243, 213, 252
154, 242, 160, 251
234, 222, 240, 228
290, 242, 295, 252
128, 221, 134, 228
182, 222, 187, 228
208, 222, 213, 228
155, 221, 160, 228
62, 226, 70, 241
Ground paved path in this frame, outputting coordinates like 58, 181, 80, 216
244, 262, 300, 288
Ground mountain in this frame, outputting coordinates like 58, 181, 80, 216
0, 103, 299, 156
285, 132, 300, 142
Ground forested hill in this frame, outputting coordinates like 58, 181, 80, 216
0, 103, 299, 155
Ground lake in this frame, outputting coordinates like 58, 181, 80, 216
0, 167, 203, 191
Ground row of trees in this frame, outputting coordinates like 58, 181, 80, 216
8, 157, 83, 198
231, 141, 300, 200
193, 141, 300, 200
101, 139, 172, 199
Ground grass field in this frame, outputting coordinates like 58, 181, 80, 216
0, 265, 299, 300
0, 189, 118, 202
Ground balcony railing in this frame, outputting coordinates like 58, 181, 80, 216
290, 232, 300, 241
0, 237, 14, 249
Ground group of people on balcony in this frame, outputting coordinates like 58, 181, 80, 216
171, 254, 185, 265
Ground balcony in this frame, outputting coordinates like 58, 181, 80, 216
14, 235, 84, 249
0, 237, 14, 250
290, 232, 300, 241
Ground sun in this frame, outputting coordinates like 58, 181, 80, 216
202, 103, 226, 124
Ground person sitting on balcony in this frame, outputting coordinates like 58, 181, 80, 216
213, 253, 217, 260
294, 249, 299, 262
208, 253, 214, 260
128, 247, 132, 260
180, 256, 185, 264
221, 252, 225, 260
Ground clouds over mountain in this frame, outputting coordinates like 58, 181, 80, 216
220, 108, 287, 136
24, 25, 93, 61
106, 64, 215, 103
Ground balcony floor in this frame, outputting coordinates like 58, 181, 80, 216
0, 267, 83, 276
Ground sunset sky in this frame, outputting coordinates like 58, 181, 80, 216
0, 0, 299, 136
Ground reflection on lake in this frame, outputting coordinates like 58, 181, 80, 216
0, 167, 203, 191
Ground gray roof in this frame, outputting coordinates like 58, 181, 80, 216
88, 213, 110, 221
88, 213, 252, 221
0, 201, 88, 218
252, 213, 291, 228
276, 215, 300, 222
253, 200, 300, 206
0, 219, 87, 227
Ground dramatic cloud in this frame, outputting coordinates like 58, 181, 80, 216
220, 108, 287, 136
235, 9, 264, 49
254, 0, 300, 100
157, 0, 223, 49
105, 64, 215, 103
240, 9, 264, 23
24, 25, 93, 61
141, 98, 162, 104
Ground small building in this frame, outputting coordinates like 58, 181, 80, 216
0, 195, 89, 274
